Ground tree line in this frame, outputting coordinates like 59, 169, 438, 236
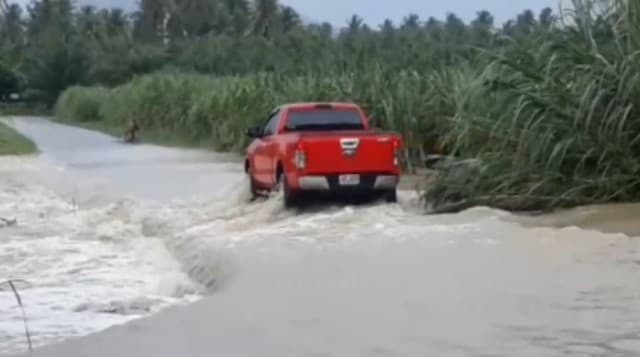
1, 0, 556, 106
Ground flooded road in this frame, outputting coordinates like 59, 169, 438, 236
2, 117, 640, 357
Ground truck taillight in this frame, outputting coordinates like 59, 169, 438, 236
392, 139, 400, 166
295, 142, 306, 169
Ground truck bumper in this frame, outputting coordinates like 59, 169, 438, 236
296, 174, 399, 191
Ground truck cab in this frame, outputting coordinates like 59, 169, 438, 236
245, 102, 403, 207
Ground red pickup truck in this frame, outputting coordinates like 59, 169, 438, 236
244, 102, 403, 207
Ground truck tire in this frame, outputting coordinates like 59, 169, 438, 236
278, 172, 298, 208
246, 163, 260, 200
384, 189, 398, 203
249, 174, 259, 199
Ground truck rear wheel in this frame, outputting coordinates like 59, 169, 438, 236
384, 189, 398, 203
277, 172, 298, 208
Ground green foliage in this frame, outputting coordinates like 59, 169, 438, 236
0, 61, 21, 100
55, 86, 108, 123
10, 0, 640, 211
54, 0, 640, 212
1, 0, 554, 107
423, 0, 640, 211
0, 121, 36, 155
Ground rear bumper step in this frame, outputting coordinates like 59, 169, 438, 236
297, 174, 399, 191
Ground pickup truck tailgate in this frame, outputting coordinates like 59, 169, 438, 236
300, 131, 399, 174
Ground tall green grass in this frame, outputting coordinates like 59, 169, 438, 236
55, 68, 462, 158
425, 0, 640, 211
55, 0, 640, 211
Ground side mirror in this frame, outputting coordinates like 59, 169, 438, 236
246, 126, 263, 138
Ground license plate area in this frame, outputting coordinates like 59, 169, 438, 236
338, 174, 360, 186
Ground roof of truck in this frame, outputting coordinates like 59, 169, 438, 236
278, 102, 361, 110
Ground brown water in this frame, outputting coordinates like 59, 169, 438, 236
2, 117, 640, 357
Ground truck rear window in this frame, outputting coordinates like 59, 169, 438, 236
285, 109, 365, 131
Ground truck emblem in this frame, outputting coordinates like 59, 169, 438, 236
340, 138, 359, 157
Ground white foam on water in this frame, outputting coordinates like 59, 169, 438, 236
0, 160, 197, 354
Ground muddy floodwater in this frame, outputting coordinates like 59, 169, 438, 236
2, 117, 640, 357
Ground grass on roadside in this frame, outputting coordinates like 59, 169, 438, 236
0, 121, 37, 155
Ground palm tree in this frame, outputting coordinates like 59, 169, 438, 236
279, 5, 300, 33
515, 9, 536, 34
251, 0, 278, 37
0, 3, 24, 46
77, 5, 97, 36
472, 10, 493, 30
134, 0, 165, 42
220, 0, 250, 35
539, 7, 554, 28
400, 13, 420, 31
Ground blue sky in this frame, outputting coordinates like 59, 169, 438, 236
11, 0, 568, 27
284, 0, 566, 27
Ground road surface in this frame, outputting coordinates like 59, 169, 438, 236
2, 117, 640, 357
